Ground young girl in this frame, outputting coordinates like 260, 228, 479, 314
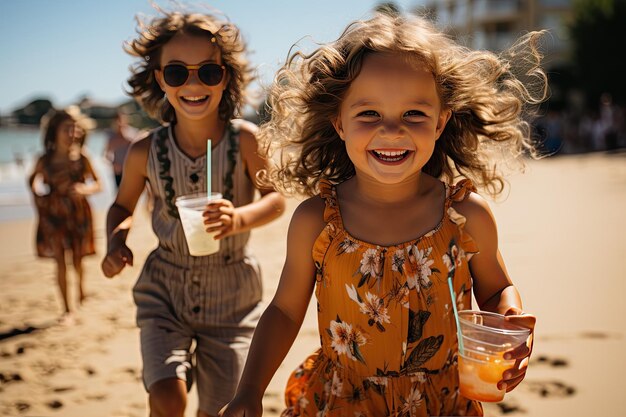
100, 9, 285, 417
28, 107, 102, 322
219, 11, 544, 417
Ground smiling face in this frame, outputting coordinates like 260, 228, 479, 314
155, 32, 228, 124
333, 53, 451, 185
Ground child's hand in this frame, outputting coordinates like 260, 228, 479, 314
203, 198, 242, 239
101, 244, 134, 278
71, 183, 88, 196
71, 182, 100, 196
217, 395, 262, 417
500, 307, 536, 392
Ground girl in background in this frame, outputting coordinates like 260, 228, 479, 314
220, 10, 544, 417
28, 106, 102, 323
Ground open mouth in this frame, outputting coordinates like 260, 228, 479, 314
181, 95, 209, 104
370, 150, 411, 163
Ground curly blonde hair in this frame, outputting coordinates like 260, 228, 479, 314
124, 9, 253, 123
258, 12, 548, 197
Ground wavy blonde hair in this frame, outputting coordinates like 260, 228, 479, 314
258, 12, 548, 197
124, 9, 253, 123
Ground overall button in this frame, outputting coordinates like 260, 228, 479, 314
192, 306, 201, 314
224, 254, 232, 263
191, 275, 200, 284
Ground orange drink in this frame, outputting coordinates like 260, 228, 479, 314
458, 349, 514, 402
456, 311, 530, 402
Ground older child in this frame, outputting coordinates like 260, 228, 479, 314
100, 8, 285, 417
28, 107, 102, 323
220, 11, 544, 417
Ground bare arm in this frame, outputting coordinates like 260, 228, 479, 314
27, 157, 44, 192
454, 193, 522, 314
205, 121, 285, 239
455, 193, 536, 392
101, 135, 150, 278
219, 196, 325, 417
73, 155, 102, 196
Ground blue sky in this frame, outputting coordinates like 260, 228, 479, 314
0, 0, 424, 114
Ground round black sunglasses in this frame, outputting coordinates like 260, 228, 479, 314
162, 63, 225, 87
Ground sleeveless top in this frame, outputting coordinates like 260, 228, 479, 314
282, 179, 483, 416
145, 121, 255, 265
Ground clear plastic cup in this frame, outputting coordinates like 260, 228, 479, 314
458, 348, 516, 402
175, 192, 222, 256
457, 310, 530, 402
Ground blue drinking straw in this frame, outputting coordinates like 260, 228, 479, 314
448, 277, 465, 355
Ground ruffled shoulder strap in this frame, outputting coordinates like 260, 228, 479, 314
313, 180, 343, 286
446, 178, 477, 208
318, 179, 341, 225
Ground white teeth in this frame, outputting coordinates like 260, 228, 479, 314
183, 96, 207, 102
372, 150, 409, 162
376, 150, 405, 157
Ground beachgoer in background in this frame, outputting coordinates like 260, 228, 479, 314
104, 111, 139, 189
28, 106, 102, 324
219, 10, 543, 417
100, 7, 285, 417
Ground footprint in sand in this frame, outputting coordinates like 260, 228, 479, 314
14, 402, 30, 412
524, 380, 576, 398
541, 331, 621, 341
52, 386, 76, 393
0, 372, 23, 384
533, 355, 568, 367
495, 401, 526, 414
106, 366, 142, 384
84, 365, 97, 376
47, 399, 63, 409
525, 354, 576, 398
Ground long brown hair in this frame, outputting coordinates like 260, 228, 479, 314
40, 107, 91, 158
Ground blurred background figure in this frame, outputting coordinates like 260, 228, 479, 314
103, 110, 139, 190
27, 106, 102, 324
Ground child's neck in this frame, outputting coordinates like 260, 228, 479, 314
339, 172, 445, 246
350, 172, 432, 206
173, 116, 226, 158
52, 148, 70, 159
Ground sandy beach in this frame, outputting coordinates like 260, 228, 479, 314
1, 152, 624, 417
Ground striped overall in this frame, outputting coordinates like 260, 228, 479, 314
133, 121, 264, 414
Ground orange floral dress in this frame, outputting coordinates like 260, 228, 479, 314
282, 179, 483, 416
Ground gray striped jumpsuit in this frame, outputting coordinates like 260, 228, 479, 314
133, 122, 264, 414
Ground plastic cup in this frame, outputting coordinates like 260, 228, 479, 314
458, 348, 516, 402
457, 310, 530, 402
175, 192, 222, 256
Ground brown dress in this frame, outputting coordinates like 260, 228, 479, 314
34, 154, 95, 259
282, 179, 483, 416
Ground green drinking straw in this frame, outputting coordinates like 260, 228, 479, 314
207, 139, 211, 197
447, 277, 465, 355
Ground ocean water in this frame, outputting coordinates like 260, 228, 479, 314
0, 127, 118, 222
